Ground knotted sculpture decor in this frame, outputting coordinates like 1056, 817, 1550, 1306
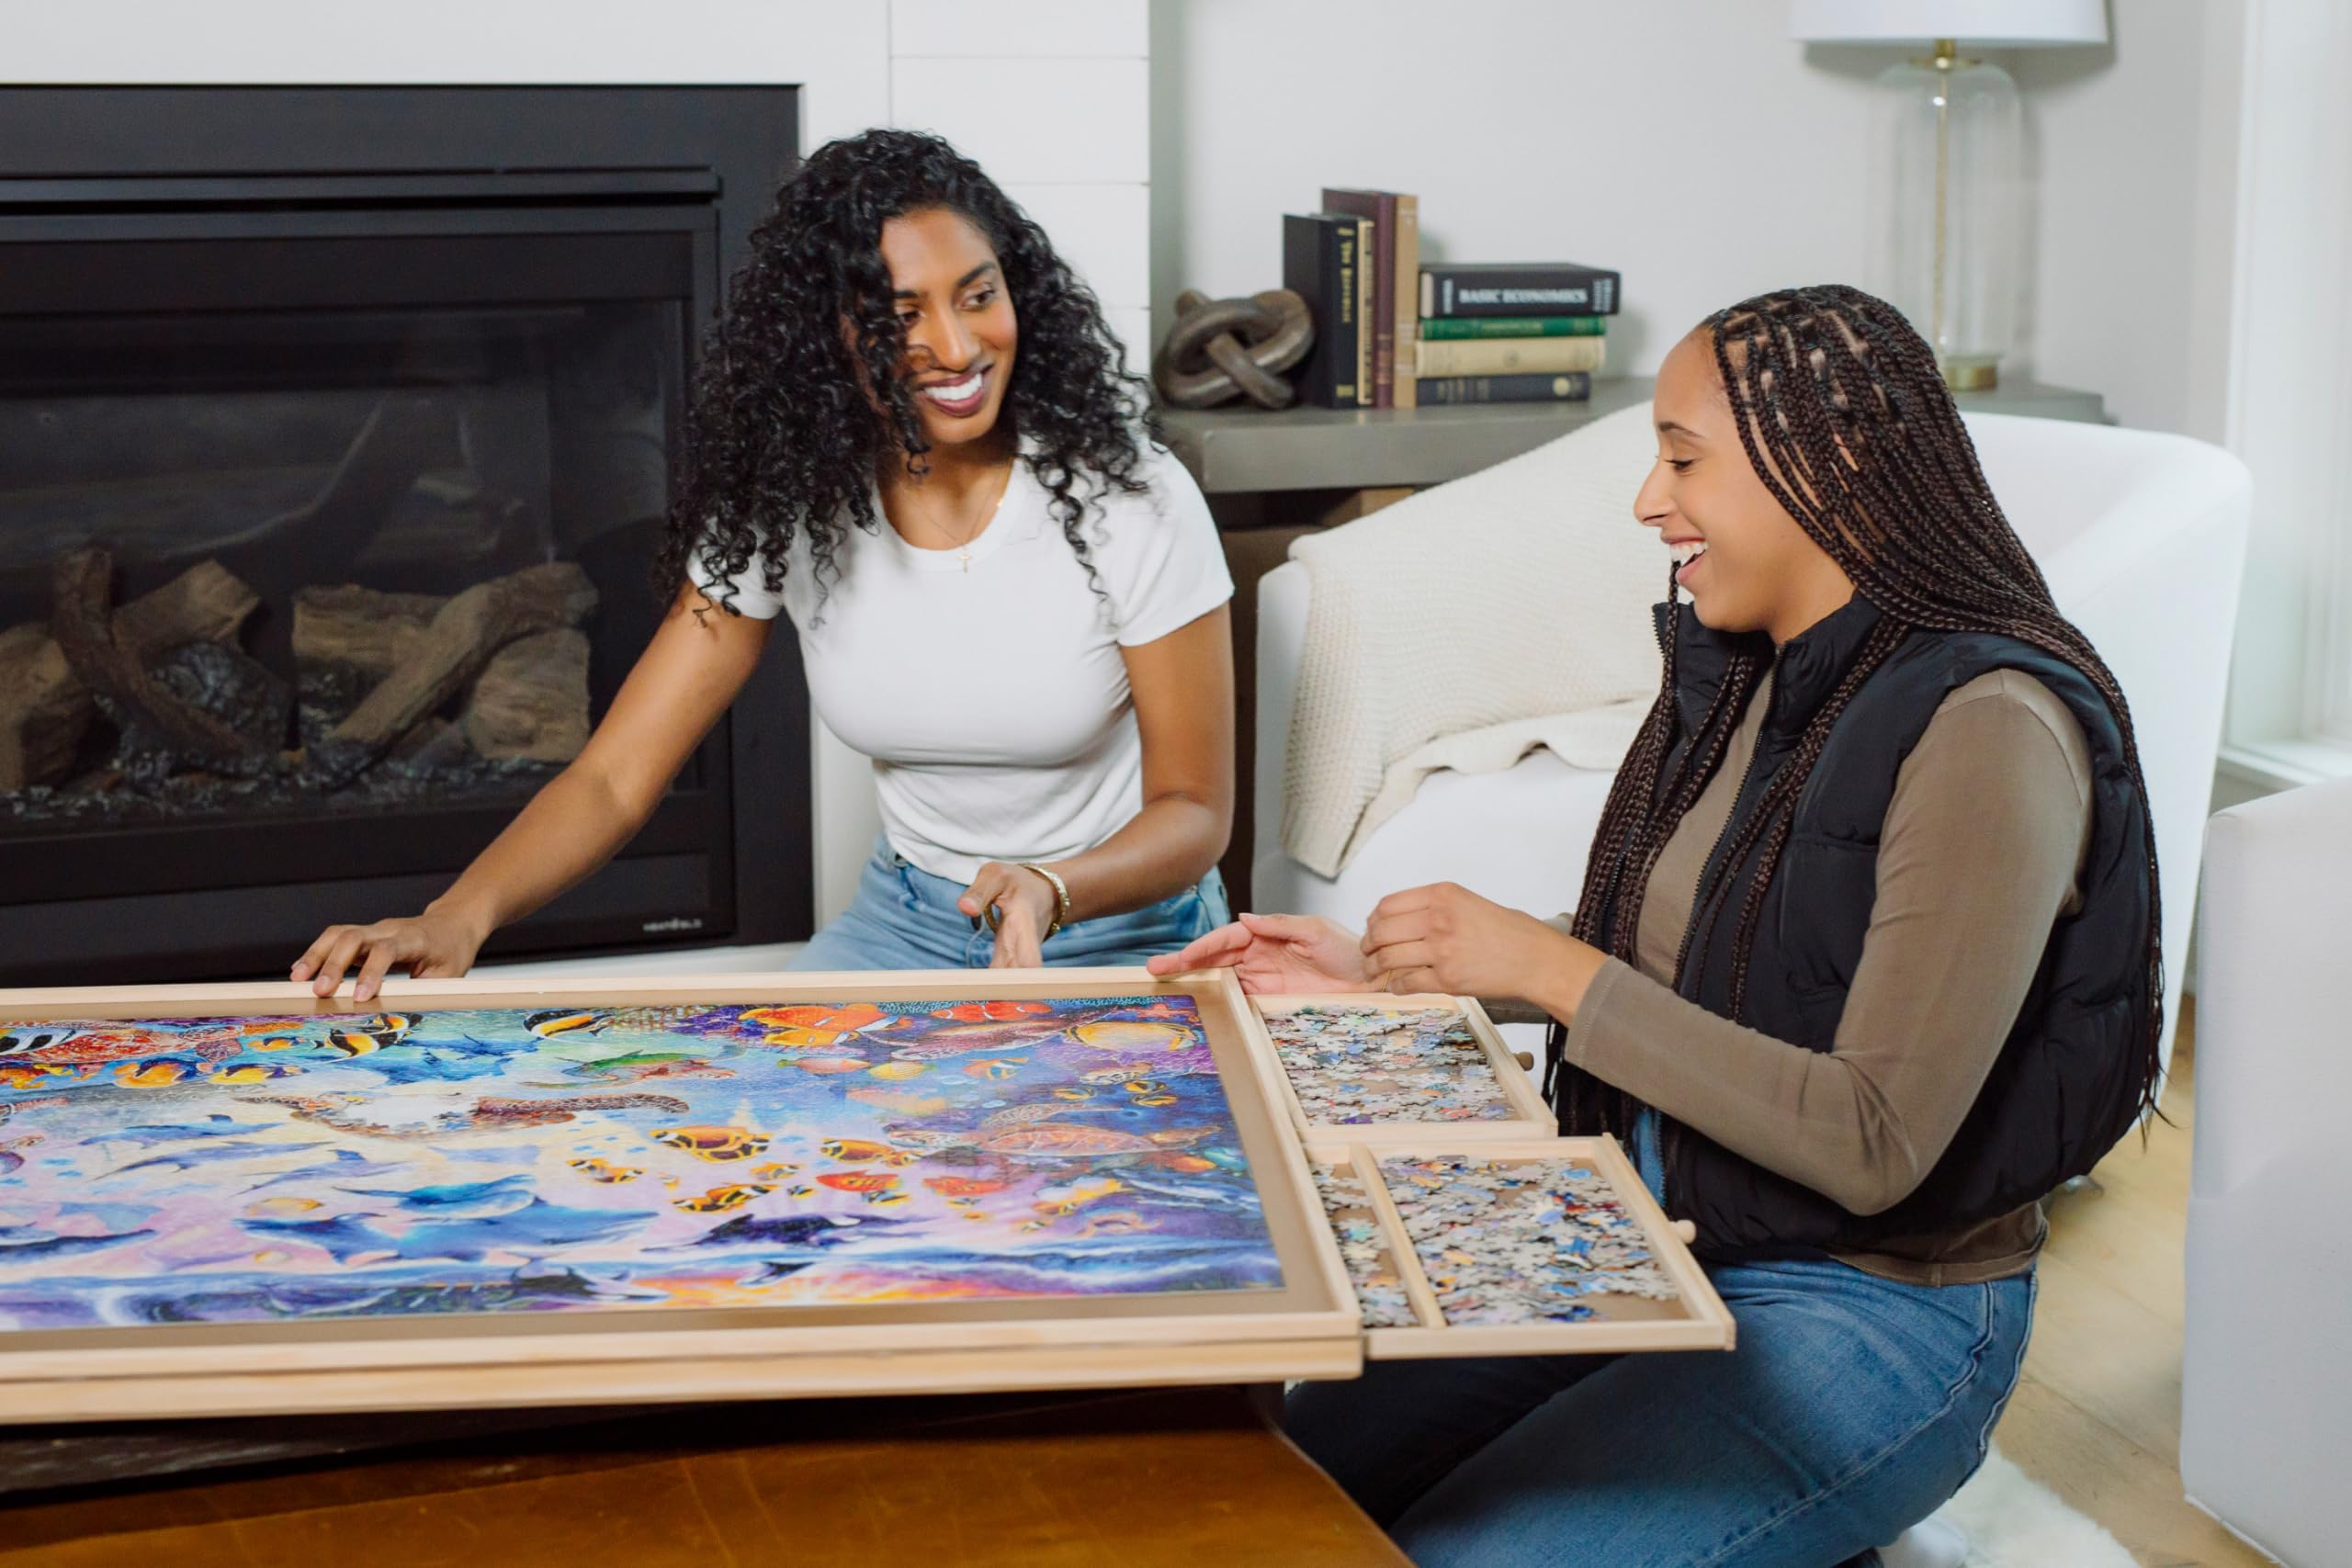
1153, 288, 1313, 410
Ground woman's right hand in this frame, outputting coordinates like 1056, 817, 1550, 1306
1145, 911, 1375, 995
290, 907, 487, 1003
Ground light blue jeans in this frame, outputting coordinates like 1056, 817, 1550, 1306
1286, 1111, 2036, 1567
789, 838, 1230, 971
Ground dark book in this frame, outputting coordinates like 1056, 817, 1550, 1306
1282, 212, 1362, 409
1321, 188, 1396, 408
1416, 371, 1593, 405
1419, 315, 1609, 341
1419, 262, 1621, 320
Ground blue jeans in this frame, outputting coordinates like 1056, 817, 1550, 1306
1287, 1110, 2036, 1567
789, 839, 1230, 971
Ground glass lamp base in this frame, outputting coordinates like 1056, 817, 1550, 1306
1866, 52, 2022, 402
1939, 355, 1999, 391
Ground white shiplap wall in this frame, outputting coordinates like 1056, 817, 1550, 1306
3, 0, 1154, 949
888, 0, 1154, 384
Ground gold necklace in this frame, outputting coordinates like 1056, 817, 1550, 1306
903, 461, 1015, 573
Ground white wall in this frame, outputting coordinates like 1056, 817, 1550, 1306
893, 0, 1153, 372
1153, 0, 2233, 437
2016, 0, 2245, 441
6, 0, 1155, 934
1157, 0, 1875, 381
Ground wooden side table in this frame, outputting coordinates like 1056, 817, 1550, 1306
0, 1387, 1409, 1568
1164, 378, 2111, 907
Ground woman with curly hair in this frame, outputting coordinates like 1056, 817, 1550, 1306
294, 130, 1233, 998
1156, 285, 2161, 1565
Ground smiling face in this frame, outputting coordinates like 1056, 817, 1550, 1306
1634, 331, 1858, 645
875, 206, 1019, 454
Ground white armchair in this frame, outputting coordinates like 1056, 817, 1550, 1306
2181, 777, 2352, 1566
1254, 407, 2251, 1079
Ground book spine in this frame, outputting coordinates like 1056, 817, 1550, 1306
1317, 192, 1383, 404
1420, 264, 1622, 319
1392, 193, 1419, 410
1414, 335, 1607, 378
1283, 214, 1362, 409
1370, 195, 1395, 407
1419, 315, 1609, 341
1332, 220, 1359, 406
1321, 189, 1397, 408
1354, 217, 1374, 407
1280, 215, 1333, 408
1417, 372, 1593, 405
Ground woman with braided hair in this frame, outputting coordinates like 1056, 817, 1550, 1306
1155, 283, 2159, 1565
295, 130, 1235, 998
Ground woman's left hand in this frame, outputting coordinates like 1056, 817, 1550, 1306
1362, 882, 1600, 1008
958, 863, 1060, 969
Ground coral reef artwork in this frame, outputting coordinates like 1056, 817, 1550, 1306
0, 996, 1281, 1329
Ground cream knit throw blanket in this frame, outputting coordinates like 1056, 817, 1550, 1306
1282, 403, 1668, 877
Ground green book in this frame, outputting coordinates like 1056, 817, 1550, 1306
1419, 315, 1608, 341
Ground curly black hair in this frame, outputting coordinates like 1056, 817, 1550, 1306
655, 128, 1158, 613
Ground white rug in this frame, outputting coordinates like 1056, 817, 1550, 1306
1929, 1446, 2137, 1567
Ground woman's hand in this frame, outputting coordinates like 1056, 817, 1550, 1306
291, 904, 490, 1003
1146, 911, 1375, 995
1362, 882, 1605, 1012
959, 863, 1060, 969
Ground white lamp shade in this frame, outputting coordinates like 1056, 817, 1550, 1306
1790, 0, 2107, 46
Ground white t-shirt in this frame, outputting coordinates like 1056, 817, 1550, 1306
699, 442, 1232, 885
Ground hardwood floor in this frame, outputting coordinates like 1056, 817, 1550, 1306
2003, 1001, 2275, 1567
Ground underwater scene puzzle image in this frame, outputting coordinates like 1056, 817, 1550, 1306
0, 996, 1283, 1329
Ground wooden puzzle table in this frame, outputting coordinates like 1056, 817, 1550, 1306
0, 1385, 1409, 1567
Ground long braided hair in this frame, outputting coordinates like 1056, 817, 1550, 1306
1562, 284, 2164, 1134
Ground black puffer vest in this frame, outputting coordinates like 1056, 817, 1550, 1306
1556, 595, 2154, 1258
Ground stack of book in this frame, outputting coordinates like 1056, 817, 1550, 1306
1281, 189, 1622, 410
1416, 262, 1618, 405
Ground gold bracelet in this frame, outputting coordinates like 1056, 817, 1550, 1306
1017, 863, 1072, 941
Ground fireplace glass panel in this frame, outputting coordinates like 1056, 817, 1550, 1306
0, 295, 688, 836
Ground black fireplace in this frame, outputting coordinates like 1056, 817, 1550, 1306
0, 86, 811, 984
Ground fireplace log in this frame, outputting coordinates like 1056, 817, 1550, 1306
291, 584, 449, 677
0, 559, 261, 791
462, 628, 592, 763
51, 547, 282, 781
323, 563, 597, 769
116, 562, 263, 662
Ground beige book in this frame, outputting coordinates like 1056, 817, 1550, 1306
1414, 334, 1608, 378
1393, 194, 1420, 410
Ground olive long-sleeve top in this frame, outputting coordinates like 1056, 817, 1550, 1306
1498, 665, 2091, 1284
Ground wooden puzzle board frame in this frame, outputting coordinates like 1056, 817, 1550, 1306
0, 968, 1362, 1422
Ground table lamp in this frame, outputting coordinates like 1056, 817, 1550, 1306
1790, 0, 2109, 389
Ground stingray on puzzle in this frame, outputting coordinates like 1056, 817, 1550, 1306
0, 997, 1282, 1329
